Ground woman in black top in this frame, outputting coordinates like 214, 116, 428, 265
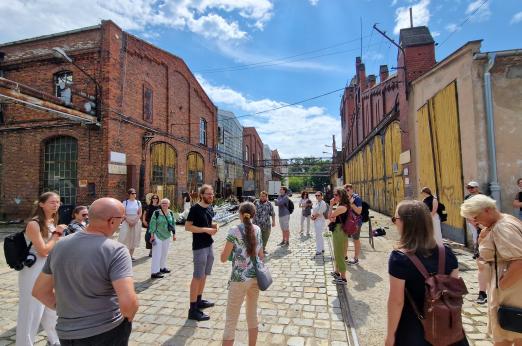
143, 194, 160, 255
386, 200, 468, 346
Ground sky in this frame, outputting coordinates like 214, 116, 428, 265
1, 0, 521, 158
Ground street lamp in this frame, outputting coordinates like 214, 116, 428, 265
52, 47, 102, 121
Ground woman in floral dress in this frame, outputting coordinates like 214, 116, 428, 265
220, 202, 264, 346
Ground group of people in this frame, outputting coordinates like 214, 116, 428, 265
12, 177, 522, 346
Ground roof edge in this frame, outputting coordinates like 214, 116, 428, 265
0, 24, 102, 48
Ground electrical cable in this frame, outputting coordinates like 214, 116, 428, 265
438, 0, 489, 47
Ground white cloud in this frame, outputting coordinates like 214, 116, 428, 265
465, 0, 491, 22
0, 0, 274, 43
196, 75, 342, 157
309, 0, 320, 6
511, 11, 522, 24
445, 23, 460, 32
431, 31, 440, 37
394, 0, 431, 35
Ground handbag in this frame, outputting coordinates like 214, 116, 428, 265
161, 209, 176, 234
343, 210, 360, 236
494, 240, 522, 333
238, 224, 273, 291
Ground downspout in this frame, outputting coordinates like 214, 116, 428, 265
483, 53, 502, 209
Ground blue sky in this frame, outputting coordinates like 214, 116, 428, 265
1, 0, 521, 157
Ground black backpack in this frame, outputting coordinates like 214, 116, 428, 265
437, 201, 448, 222
288, 199, 294, 214
3, 227, 34, 271
361, 201, 370, 223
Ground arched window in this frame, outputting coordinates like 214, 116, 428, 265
150, 142, 177, 202
187, 152, 204, 193
54, 71, 73, 105
43, 136, 78, 205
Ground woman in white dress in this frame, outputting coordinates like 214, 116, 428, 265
118, 188, 143, 260
16, 192, 65, 346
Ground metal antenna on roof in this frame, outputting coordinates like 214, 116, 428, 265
360, 17, 363, 60
409, 7, 413, 28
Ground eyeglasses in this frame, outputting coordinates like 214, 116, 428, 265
315, 194, 321, 197
466, 186, 476, 189
391, 216, 400, 223
108, 216, 124, 222
81, 213, 88, 217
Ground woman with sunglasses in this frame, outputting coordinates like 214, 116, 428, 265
64, 206, 88, 236
386, 200, 467, 346
143, 194, 160, 256
328, 187, 350, 285
117, 188, 143, 261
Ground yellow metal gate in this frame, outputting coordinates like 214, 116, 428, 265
344, 121, 404, 215
417, 81, 464, 234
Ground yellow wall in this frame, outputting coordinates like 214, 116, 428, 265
344, 121, 403, 215
417, 81, 464, 230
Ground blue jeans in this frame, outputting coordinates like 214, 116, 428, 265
59, 319, 132, 346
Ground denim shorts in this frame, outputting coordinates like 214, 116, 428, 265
193, 246, 214, 278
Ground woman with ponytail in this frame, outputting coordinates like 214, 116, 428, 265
220, 202, 264, 346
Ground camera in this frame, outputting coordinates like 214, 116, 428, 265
23, 253, 37, 268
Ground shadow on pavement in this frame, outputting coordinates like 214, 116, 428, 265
344, 286, 370, 328
265, 246, 291, 261
134, 278, 153, 294
132, 255, 150, 267
0, 326, 16, 340
348, 264, 383, 292
162, 320, 197, 346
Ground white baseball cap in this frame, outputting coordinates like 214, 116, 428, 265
467, 181, 479, 188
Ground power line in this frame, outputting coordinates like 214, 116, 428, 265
438, 0, 489, 47
194, 35, 371, 74
171, 86, 346, 126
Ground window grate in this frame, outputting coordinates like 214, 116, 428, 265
42, 137, 78, 205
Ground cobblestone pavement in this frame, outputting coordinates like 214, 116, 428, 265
0, 200, 493, 345
0, 198, 351, 346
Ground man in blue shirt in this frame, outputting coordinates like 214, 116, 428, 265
344, 184, 363, 265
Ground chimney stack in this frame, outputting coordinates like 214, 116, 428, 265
379, 65, 389, 82
358, 62, 367, 91
367, 74, 376, 88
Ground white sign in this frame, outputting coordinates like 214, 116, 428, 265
399, 150, 411, 165
108, 164, 127, 175
110, 152, 126, 164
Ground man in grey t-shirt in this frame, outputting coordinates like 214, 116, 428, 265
33, 198, 138, 345
275, 186, 291, 246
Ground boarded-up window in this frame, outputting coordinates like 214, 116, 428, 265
143, 84, 153, 123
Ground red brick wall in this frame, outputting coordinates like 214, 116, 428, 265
243, 127, 264, 191
0, 20, 218, 218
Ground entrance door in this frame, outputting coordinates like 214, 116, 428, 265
150, 142, 177, 203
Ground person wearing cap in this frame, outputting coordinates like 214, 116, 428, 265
464, 181, 488, 305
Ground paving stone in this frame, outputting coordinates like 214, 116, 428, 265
287, 336, 306, 346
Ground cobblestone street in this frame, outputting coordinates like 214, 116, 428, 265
0, 198, 493, 345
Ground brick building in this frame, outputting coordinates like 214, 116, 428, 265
216, 109, 243, 198
271, 149, 282, 180
341, 26, 436, 216
242, 127, 264, 195
0, 20, 217, 219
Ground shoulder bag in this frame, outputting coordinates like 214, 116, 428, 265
161, 209, 176, 234
494, 233, 522, 333
238, 224, 273, 291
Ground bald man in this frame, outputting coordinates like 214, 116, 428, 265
33, 198, 138, 346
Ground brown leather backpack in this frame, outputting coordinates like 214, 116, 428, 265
404, 245, 468, 346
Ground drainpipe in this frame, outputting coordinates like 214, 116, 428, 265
483, 53, 502, 209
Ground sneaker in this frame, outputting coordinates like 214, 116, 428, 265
198, 299, 215, 309
315, 252, 322, 256
283, 241, 289, 247
263, 250, 268, 255
131, 257, 137, 262
151, 272, 164, 279
344, 256, 348, 261
188, 309, 210, 321
160, 268, 171, 274
472, 252, 479, 260
278, 241, 286, 246
148, 251, 152, 257
332, 277, 347, 285
347, 258, 359, 265
476, 292, 487, 305
330, 271, 340, 278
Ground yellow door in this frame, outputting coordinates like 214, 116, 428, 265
150, 142, 177, 203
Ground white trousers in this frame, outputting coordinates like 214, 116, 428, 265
432, 214, 443, 245
151, 237, 171, 274
16, 256, 59, 346
300, 215, 311, 233
314, 219, 325, 253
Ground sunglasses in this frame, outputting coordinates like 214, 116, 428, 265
130, 192, 137, 195
152, 197, 159, 200
391, 216, 400, 223
333, 193, 339, 196
81, 213, 88, 217
315, 194, 321, 197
